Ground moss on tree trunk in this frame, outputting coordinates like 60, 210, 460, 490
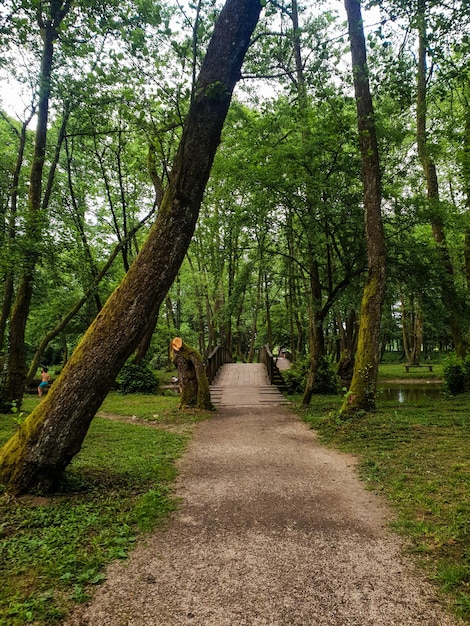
0, 0, 262, 495
340, 0, 387, 416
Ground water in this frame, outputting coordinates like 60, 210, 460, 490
379, 383, 443, 404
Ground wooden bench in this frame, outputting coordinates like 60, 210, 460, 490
404, 364, 433, 372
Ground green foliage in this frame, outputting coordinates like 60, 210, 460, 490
283, 356, 338, 395
116, 360, 158, 394
296, 391, 470, 620
283, 357, 309, 394
443, 355, 470, 395
0, 406, 194, 625
312, 356, 339, 395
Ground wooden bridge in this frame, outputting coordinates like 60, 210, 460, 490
206, 345, 290, 407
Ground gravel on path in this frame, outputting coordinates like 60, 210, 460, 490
65, 405, 462, 626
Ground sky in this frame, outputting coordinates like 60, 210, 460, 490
0, 0, 383, 122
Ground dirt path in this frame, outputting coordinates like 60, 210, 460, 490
65, 405, 461, 626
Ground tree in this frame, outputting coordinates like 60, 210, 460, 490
0, 0, 175, 408
340, 0, 386, 415
415, 0, 468, 358
0, 0, 263, 495
1, 1, 73, 409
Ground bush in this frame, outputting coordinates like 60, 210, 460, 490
283, 357, 309, 394
117, 361, 159, 394
283, 356, 338, 395
312, 356, 339, 394
443, 355, 470, 395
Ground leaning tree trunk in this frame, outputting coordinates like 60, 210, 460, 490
340, 0, 387, 415
170, 337, 212, 410
0, 0, 263, 495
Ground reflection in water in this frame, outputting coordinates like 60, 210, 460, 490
379, 383, 443, 404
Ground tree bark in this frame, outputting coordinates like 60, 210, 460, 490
0, 111, 35, 354
416, 0, 467, 358
1, 2, 72, 409
0, 0, 262, 495
170, 337, 213, 410
340, 0, 387, 415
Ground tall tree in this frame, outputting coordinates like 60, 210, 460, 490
340, 0, 386, 415
0, 0, 263, 495
1, 1, 73, 409
415, 0, 468, 358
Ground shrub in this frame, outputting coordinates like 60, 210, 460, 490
443, 355, 470, 395
117, 361, 159, 394
283, 356, 338, 395
283, 357, 309, 394
312, 356, 339, 394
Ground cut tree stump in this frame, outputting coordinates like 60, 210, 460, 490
170, 337, 213, 410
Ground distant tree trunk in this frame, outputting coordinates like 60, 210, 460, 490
0, 111, 34, 353
416, 0, 467, 358
65, 135, 103, 313
412, 306, 424, 364
0, 0, 263, 495
247, 266, 262, 363
340, 0, 386, 415
264, 271, 273, 348
170, 337, 212, 409
401, 291, 423, 366
302, 260, 325, 404
133, 145, 167, 363
336, 309, 358, 386
1, 3, 72, 410
464, 86, 470, 287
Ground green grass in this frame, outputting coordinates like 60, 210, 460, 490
0, 394, 212, 625
378, 361, 443, 381
292, 390, 469, 621
99, 391, 208, 425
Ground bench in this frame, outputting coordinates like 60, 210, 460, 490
404, 364, 433, 372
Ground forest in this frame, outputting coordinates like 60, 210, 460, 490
0, 0, 469, 493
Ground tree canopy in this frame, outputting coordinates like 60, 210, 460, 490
1, 0, 470, 491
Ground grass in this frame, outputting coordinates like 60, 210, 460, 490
378, 361, 443, 381
0, 393, 212, 625
292, 388, 469, 621
98, 391, 208, 426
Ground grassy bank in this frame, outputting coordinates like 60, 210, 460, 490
0, 393, 211, 625
294, 389, 469, 621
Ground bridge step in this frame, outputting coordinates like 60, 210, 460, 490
210, 364, 289, 407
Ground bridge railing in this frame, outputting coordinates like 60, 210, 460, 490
259, 345, 287, 391
205, 346, 232, 384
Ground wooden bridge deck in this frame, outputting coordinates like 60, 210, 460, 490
210, 363, 289, 407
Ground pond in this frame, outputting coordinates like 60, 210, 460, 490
378, 382, 443, 404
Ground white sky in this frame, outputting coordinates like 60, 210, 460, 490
0, 0, 383, 121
